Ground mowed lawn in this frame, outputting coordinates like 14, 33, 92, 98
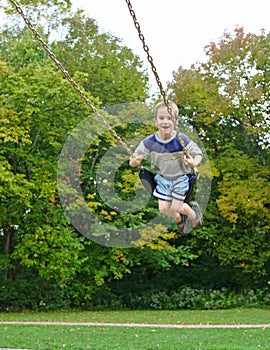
0, 308, 269, 349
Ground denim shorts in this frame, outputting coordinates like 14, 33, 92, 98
153, 173, 189, 202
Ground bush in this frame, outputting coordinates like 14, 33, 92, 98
1, 272, 269, 311
88, 286, 270, 310
0, 274, 71, 311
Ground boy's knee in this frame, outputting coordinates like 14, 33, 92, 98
171, 202, 183, 214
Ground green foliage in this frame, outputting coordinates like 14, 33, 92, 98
81, 287, 270, 311
216, 150, 269, 224
11, 223, 86, 282
0, 5, 151, 291
170, 28, 270, 161
5, 0, 72, 8
53, 11, 149, 106
0, 273, 71, 311
1, 272, 269, 311
3, 0, 72, 16
169, 26, 270, 278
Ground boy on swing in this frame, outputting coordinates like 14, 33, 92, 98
129, 101, 203, 233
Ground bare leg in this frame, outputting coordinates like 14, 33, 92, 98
158, 199, 196, 224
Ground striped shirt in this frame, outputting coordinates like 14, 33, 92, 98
134, 131, 202, 180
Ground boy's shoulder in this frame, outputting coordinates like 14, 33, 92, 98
143, 132, 157, 144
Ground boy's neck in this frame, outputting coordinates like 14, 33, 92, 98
156, 130, 176, 141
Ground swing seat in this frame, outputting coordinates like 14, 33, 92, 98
139, 167, 156, 195
139, 166, 198, 202
185, 172, 197, 202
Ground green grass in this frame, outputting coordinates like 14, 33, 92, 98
0, 324, 269, 350
0, 309, 269, 349
0, 308, 269, 324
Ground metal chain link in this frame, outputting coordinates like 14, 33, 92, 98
125, 0, 169, 112
125, 0, 189, 157
8, 0, 132, 155
9, 0, 190, 158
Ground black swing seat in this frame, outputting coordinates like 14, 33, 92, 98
138, 167, 156, 195
138, 166, 197, 202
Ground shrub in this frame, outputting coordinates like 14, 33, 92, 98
0, 274, 70, 311
90, 286, 270, 310
1, 272, 269, 311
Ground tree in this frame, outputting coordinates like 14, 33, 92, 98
0, 6, 154, 294
170, 27, 269, 159
168, 27, 270, 278
53, 10, 149, 106
0, 56, 90, 282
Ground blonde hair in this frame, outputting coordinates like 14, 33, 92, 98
153, 101, 179, 122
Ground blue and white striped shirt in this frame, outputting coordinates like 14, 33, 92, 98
134, 131, 202, 179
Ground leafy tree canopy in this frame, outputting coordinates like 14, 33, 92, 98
169, 27, 270, 276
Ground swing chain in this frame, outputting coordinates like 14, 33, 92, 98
125, 0, 169, 111
9, 0, 189, 158
125, 0, 189, 158
8, 0, 132, 155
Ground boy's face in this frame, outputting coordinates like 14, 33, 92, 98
155, 106, 175, 139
